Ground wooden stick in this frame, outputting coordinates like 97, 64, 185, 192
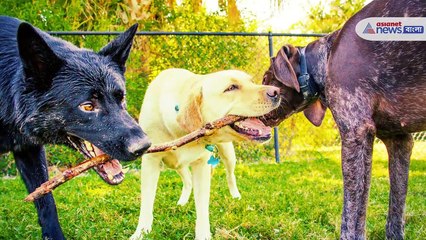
24, 115, 244, 202
24, 154, 112, 202
146, 115, 243, 153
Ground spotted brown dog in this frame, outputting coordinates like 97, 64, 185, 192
262, 0, 425, 239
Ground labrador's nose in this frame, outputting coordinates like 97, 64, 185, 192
266, 86, 280, 102
128, 136, 151, 157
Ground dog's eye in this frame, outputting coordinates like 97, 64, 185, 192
114, 91, 125, 103
224, 84, 239, 92
262, 74, 269, 85
79, 102, 95, 112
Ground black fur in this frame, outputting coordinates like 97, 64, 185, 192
0, 16, 151, 239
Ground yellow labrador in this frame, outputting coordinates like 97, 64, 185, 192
131, 68, 280, 240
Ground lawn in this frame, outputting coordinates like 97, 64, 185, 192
0, 142, 425, 240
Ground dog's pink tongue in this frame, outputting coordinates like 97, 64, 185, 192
240, 118, 271, 133
94, 146, 105, 156
93, 146, 122, 176
102, 160, 122, 176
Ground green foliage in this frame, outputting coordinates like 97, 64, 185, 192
0, 0, 125, 31
291, 0, 366, 33
1, 145, 425, 239
0, 153, 16, 176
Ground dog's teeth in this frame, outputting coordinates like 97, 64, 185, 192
89, 150, 96, 157
107, 174, 114, 181
67, 137, 80, 149
84, 141, 94, 151
258, 130, 262, 135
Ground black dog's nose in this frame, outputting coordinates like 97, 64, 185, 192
128, 137, 152, 157
266, 86, 280, 101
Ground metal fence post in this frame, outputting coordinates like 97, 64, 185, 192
268, 32, 281, 164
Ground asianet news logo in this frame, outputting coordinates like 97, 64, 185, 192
363, 21, 423, 34
356, 17, 426, 41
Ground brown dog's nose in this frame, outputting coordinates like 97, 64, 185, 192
266, 86, 280, 102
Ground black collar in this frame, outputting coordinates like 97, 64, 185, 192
297, 47, 319, 106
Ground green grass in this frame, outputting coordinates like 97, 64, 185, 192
0, 143, 425, 240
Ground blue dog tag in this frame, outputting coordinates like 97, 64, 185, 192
207, 155, 220, 167
205, 144, 215, 152
205, 144, 220, 167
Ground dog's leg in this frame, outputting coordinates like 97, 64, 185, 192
381, 134, 413, 240
192, 158, 212, 240
217, 142, 241, 199
335, 115, 376, 240
327, 85, 377, 240
131, 155, 162, 240
13, 146, 65, 240
177, 166, 192, 206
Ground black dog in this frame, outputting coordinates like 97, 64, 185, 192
0, 16, 151, 239
262, 0, 425, 239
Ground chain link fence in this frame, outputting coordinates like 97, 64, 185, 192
1, 31, 425, 174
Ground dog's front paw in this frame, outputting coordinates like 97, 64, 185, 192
130, 226, 151, 240
230, 188, 241, 199
195, 217, 211, 240
129, 231, 146, 240
195, 231, 212, 240
129, 233, 141, 240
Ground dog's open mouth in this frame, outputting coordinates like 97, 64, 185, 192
259, 107, 287, 128
230, 117, 272, 142
67, 136, 124, 185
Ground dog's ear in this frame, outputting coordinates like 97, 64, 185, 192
17, 22, 63, 91
303, 100, 327, 126
272, 44, 300, 92
99, 23, 138, 72
176, 86, 203, 133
